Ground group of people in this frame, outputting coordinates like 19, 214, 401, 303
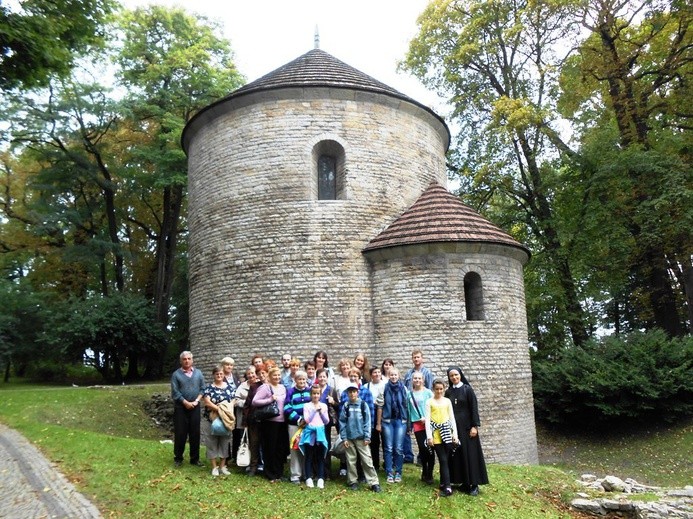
170, 349, 489, 497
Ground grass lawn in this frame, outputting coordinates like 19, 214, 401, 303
0, 382, 689, 518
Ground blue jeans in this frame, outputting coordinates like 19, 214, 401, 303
382, 419, 406, 476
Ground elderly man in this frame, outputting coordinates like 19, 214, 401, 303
171, 350, 206, 467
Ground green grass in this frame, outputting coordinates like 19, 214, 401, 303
0, 383, 687, 518
536, 421, 693, 487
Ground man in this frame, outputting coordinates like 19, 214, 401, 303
171, 351, 205, 467
280, 353, 293, 389
403, 349, 435, 463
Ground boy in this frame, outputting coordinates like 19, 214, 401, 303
339, 383, 382, 493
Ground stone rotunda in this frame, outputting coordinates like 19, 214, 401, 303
182, 48, 538, 464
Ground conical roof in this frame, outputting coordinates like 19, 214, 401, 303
230, 48, 406, 100
182, 48, 449, 152
363, 182, 530, 257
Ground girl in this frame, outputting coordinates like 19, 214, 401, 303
409, 371, 435, 484
300, 385, 330, 488
353, 353, 371, 383
375, 367, 409, 483
425, 378, 459, 497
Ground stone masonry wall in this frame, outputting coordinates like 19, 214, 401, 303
186, 88, 447, 374
365, 243, 539, 464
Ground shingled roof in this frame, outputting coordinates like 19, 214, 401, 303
183, 48, 450, 153
363, 182, 530, 256
230, 48, 407, 100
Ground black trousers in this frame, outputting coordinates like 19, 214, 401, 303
370, 428, 382, 471
260, 420, 288, 480
433, 443, 453, 488
414, 430, 435, 480
173, 404, 201, 464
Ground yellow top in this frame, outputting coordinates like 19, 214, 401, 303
429, 398, 452, 444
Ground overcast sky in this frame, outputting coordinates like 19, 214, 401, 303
121, 0, 448, 114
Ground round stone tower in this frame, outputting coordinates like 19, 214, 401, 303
183, 48, 538, 464
182, 49, 449, 363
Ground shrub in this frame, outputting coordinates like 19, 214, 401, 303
532, 329, 693, 425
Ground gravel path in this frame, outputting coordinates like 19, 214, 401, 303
0, 424, 102, 519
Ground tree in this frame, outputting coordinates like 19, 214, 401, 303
559, 0, 693, 335
404, 0, 692, 346
43, 292, 166, 382
0, 0, 115, 90
114, 6, 244, 375
404, 0, 590, 349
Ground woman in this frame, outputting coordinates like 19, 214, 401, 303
409, 371, 435, 484
221, 357, 241, 460
425, 378, 459, 497
445, 366, 489, 495
375, 367, 409, 484
365, 366, 386, 471
287, 358, 301, 388
353, 353, 371, 383
243, 364, 266, 476
233, 366, 255, 466
313, 351, 335, 386
334, 358, 352, 399
381, 358, 395, 378
202, 366, 235, 476
252, 366, 289, 482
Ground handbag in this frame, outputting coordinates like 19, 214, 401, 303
236, 429, 250, 467
211, 416, 231, 436
330, 437, 347, 456
253, 386, 280, 422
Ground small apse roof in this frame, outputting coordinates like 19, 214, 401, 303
363, 182, 530, 258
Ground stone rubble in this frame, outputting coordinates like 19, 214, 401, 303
571, 474, 693, 518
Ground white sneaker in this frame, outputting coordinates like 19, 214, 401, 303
220, 466, 230, 476
305, 478, 314, 488
317, 478, 324, 489
211, 467, 220, 477
339, 469, 347, 476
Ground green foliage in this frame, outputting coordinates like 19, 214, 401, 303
0, 280, 55, 378
532, 330, 693, 425
0, 0, 115, 90
42, 292, 166, 382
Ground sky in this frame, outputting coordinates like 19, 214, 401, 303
120, 0, 448, 114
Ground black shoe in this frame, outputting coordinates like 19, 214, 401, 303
348, 483, 359, 490
174, 460, 182, 467
469, 485, 479, 496
191, 460, 204, 467
425, 478, 434, 485
441, 487, 453, 497
371, 484, 382, 493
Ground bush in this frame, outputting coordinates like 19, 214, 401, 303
532, 329, 693, 425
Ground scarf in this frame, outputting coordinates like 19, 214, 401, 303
431, 420, 454, 444
385, 380, 407, 420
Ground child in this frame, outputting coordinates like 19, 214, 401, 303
300, 385, 330, 489
339, 384, 381, 493
425, 378, 459, 497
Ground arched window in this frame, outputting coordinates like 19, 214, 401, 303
464, 272, 484, 321
312, 140, 345, 200
318, 155, 337, 200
